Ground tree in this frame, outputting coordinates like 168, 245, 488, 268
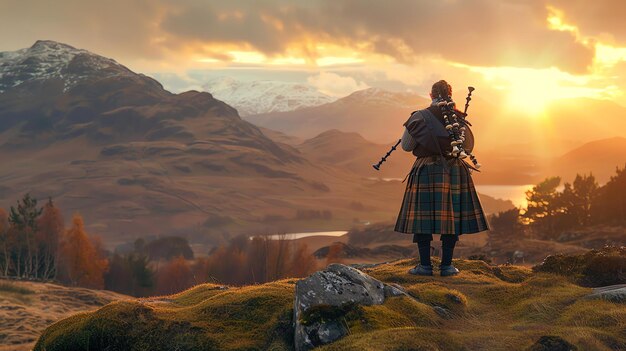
488, 208, 524, 242
555, 174, 598, 229
104, 253, 155, 297
0, 209, 9, 277
58, 214, 108, 289
8, 193, 43, 277
325, 242, 345, 265
36, 198, 64, 280
521, 177, 562, 239
156, 256, 193, 295
592, 165, 626, 224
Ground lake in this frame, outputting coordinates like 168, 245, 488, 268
367, 177, 535, 208
260, 231, 349, 240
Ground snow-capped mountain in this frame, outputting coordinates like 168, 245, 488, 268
202, 77, 336, 116
246, 87, 431, 143
0, 40, 135, 93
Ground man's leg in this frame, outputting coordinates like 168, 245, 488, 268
440, 235, 460, 276
409, 234, 433, 275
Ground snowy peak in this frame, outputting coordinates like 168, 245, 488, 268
202, 77, 336, 116
0, 40, 133, 93
342, 87, 427, 108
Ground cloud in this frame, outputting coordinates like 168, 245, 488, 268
0, 0, 601, 75
307, 72, 369, 97
156, 0, 595, 74
548, 0, 626, 44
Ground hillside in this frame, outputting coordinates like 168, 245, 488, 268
34, 256, 626, 351
0, 280, 128, 351
548, 136, 626, 183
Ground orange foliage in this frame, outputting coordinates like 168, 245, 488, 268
325, 242, 344, 265
156, 256, 193, 295
36, 201, 64, 279
197, 235, 319, 286
58, 214, 108, 289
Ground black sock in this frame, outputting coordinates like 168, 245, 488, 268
417, 240, 432, 266
441, 236, 458, 266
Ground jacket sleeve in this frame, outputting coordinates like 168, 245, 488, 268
401, 127, 417, 151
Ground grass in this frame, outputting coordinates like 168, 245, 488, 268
0, 280, 35, 304
34, 258, 626, 351
0, 281, 35, 295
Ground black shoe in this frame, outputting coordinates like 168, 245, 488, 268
439, 264, 460, 277
409, 264, 433, 276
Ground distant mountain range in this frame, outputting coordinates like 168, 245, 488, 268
202, 77, 335, 116
246, 88, 430, 143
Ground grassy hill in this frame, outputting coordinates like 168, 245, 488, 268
34, 257, 625, 351
0, 280, 128, 351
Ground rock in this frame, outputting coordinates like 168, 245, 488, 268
527, 335, 578, 351
584, 284, 626, 303
293, 263, 403, 351
432, 306, 453, 319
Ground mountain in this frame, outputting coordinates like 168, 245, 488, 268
2, 41, 402, 246
246, 88, 431, 143
549, 136, 626, 184
202, 77, 335, 116
2, 41, 475, 250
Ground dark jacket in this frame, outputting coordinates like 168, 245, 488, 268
403, 106, 474, 158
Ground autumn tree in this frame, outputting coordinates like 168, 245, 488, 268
58, 214, 108, 289
325, 242, 345, 265
36, 198, 65, 280
156, 256, 193, 295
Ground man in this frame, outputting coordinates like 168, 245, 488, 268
395, 80, 490, 276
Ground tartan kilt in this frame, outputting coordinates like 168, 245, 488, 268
394, 155, 490, 240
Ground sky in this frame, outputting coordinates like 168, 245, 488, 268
1, 0, 625, 116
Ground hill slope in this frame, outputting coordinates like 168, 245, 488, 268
549, 136, 626, 183
34, 258, 625, 351
0, 280, 128, 351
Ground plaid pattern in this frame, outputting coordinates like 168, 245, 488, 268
395, 155, 490, 240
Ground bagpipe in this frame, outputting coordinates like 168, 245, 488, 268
435, 87, 482, 170
372, 86, 481, 171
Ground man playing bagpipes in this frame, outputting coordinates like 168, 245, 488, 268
394, 80, 490, 276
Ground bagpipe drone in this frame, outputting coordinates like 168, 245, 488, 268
372, 86, 481, 171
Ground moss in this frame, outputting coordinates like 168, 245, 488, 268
344, 296, 440, 334
35, 281, 295, 351
316, 327, 466, 351
34, 259, 626, 351
406, 283, 468, 315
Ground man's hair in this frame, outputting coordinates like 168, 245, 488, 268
431, 80, 452, 99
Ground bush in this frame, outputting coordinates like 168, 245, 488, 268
532, 246, 625, 287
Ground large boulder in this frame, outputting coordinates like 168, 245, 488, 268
584, 284, 626, 303
293, 263, 406, 351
